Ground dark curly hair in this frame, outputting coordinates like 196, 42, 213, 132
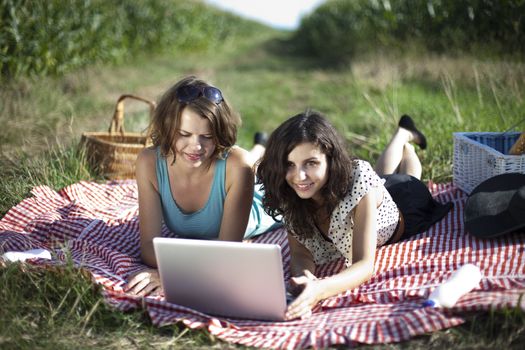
256, 110, 355, 237
149, 76, 240, 162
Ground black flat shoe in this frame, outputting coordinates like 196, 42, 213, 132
253, 131, 268, 146
398, 114, 427, 150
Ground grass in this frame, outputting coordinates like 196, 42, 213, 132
1, 30, 524, 348
0, 261, 228, 349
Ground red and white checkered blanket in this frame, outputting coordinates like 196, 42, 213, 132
1, 180, 524, 349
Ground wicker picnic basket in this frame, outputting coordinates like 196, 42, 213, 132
80, 94, 156, 180
452, 131, 525, 194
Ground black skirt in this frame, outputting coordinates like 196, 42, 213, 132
382, 174, 454, 239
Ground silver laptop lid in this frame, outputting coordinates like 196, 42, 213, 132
153, 237, 287, 321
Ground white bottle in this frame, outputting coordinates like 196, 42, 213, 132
423, 264, 482, 308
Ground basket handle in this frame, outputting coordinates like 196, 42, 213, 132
108, 94, 156, 134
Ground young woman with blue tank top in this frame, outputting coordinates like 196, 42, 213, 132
126, 76, 280, 296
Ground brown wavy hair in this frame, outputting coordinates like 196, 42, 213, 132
256, 110, 355, 237
149, 76, 240, 161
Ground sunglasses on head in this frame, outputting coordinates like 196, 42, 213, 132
176, 85, 224, 104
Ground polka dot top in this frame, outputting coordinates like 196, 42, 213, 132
290, 160, 399, 266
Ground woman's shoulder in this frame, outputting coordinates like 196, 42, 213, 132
351, 158, 373, 171
136, 146, 158, 180
332, 159, 382, 218
346, 159, 384, 200
224, 146, 254, 188
350, 159, 378, 180
137, 146, 157, 166
225, 146, 252, 169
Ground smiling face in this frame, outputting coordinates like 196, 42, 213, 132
174, 106, 216, 168
285, 142, 329, 204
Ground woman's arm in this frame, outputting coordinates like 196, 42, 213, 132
288, 233, 316, 278
126, 148, 163, 296
285, 187, 379, 320
135, 148, 164, 267
287, 233, 317, 296
218, 147, 255, 241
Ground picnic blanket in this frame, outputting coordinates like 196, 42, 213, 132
1, 180, 524, 349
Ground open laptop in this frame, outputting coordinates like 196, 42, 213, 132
153, 237, 289, 321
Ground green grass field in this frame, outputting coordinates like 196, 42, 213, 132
1, 31, 524, 349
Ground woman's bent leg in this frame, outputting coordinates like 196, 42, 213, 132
375, 128, 412, 176
398, 143, 422, 179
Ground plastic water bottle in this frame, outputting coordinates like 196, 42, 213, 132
423, 264, 482, 308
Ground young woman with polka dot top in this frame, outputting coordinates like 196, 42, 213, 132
256, 110, 452, 320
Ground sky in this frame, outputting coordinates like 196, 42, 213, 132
204, 0, 325, 30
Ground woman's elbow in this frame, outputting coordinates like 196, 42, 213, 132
358, 258, 376, 280
365, 263, 375, 279
139, 239, 157, 267
140, 251, 157, 268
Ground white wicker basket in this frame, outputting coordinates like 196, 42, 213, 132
453, 132, 525, 194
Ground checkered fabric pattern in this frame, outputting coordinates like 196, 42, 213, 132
1, 180, 524, 349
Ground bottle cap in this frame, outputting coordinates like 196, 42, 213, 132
422, 299, 437, 307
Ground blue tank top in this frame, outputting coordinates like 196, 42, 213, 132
156, 148, 280, 239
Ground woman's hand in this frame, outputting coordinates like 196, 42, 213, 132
285, 270, 323, 320
125, 268, 162, 297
